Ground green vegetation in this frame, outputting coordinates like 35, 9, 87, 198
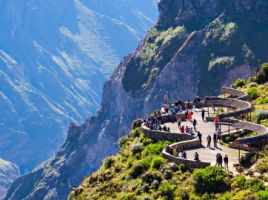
247, 87, 260, 99
69, 126, 268, 200
193, 166, 229, 194
122, 26, 188, 92
233, 79, 246, 88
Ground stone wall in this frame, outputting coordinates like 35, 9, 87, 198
142, 125, 193, 142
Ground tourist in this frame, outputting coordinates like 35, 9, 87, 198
165, 144, 173, 154
207, 135, 211, 148
213, 133, 217, 147
182, 151, 187, 159
177, 117, 182, 128
216, 153, 223, 167
194, 152, 200, 161
197, 131, 202, 144
214, 116, 220, 131
224, 155, 229, 170
201, 109, 205, 121
180, 126, 185, 134
217, 129, 222, 144
193, 119, 197, 130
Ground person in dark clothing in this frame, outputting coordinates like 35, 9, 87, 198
224, 155, 229, 170
194, 152, 200, 161
182, 151, 187, 159
216, 153, 223, 167
197, 132, 202, 144
213, 133, 217, 147
207, 135, 211, 148
201, 109, 205, 121
193, 119, 197, 130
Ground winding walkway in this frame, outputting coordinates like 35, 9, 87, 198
141, 87, 268, 172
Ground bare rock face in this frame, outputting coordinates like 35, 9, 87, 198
4, 0, 268, 199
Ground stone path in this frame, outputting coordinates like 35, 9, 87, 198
165, 108, 247, 173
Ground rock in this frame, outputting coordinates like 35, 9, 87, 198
130, 142, 143, 154
163, 170, 173, 180
141, 184, 150, 193
151, 180, 160, 189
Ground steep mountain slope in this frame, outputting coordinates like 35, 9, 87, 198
0, 0, 158, 174
5, 0, 268, 200
0, 159, 19, 199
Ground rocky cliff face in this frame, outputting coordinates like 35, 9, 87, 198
0, 0, 157, 174
4, 0, 268, 199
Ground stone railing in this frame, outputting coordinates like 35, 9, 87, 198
162, 138, 210, 168
222, 87, 249, 100
141, 124, 193, 142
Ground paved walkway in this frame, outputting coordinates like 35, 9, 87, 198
165, 108, 247, 173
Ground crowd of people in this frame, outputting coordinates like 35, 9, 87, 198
146, 99, 232, 171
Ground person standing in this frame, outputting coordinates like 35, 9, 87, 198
207, 135, 211, 148
213, 133, 217, 148
224, 155, 229, 170
214, 116, 220, 131
193, 119, 197, 130
201, 109, 205, 121
216, 153, 223, 167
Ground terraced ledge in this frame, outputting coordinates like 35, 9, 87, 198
142, 87, 268, 169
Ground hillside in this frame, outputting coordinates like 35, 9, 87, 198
0, 0, 158, 174
4, 0, 268, 200
69, 65, 268, 200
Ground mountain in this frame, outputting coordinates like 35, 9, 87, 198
5, 0, 268, 199
0, 159, 19, 199
0, 0, 158, 174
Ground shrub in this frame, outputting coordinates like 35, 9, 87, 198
245, 177, 264, 192
131, 127, 141, 138
232, 175, 246, 190
233, 79, 246, 88
178, 163, 189, 172
193, 166, 229, 194
120, 193, 137, 200
247, 87, 260, 99
159, 182, 175, 200
248, 76, 257, 83
129, 159, 150, 178
118, 136, 129, 147
232, 190, 256, 200
256, 157, 268, 173
257, 112, 268, 124
150, 156, 166, 169
143, 141, 170, 156
257, 190, 268, 200
218, 192, 232, 200
257, 63, 268, 84
103, 157, 115, 169
256, 97, 268, 105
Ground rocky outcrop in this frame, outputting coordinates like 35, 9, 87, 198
4, 0, 268, 199
0, 158, 19, 199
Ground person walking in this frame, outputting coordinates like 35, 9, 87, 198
197, 131, 202, 144
193, 119, 197, 130
213, 133, 217, 148
201, 109, 205, 121
224, 155, 229, 170
207, 135, 211, 148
